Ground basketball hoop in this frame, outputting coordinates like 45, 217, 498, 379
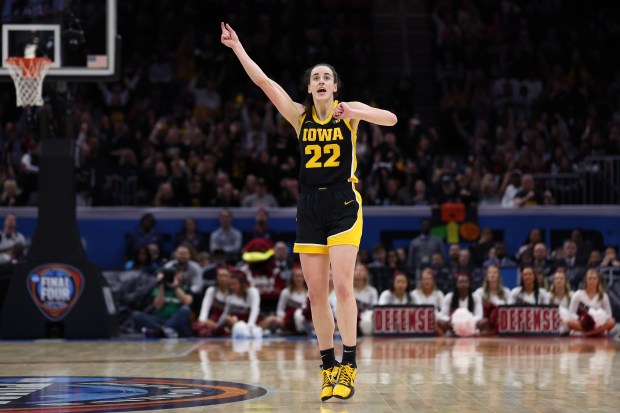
5, 57, 52, 107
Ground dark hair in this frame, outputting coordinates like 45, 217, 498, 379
389, 270, 412, 303
215, 265, 232, 291
230, 269, 248, 298
133, 246, 152, 268
519, 265, 540, 304
302, 63, 340, 120
372, 243, 385, 253
177, 242, 197, 261
386, 249, 403, 268
181, 216, 197, 234
140, 213, 155, 227
450, 274, 474, 312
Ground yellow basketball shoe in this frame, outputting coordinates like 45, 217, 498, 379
320, 363, 340, 401
332, 363, 357, 400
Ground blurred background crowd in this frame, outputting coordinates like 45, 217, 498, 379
1, 0, 620, 337
1, 0, 619, 208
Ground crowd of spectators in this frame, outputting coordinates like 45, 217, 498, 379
0, 0, 380, 207
1, 1, 618, 209
431, 0, 620, 205
0, 207, 617, 338
0, 1, 619, 340
102, 211, 620, 338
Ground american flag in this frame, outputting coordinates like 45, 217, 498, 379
87, 55, 108, 69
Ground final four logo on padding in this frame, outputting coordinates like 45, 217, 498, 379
26, 264, 85, 321
0, 377, 268, 412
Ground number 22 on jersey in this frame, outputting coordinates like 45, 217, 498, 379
305, 144, 341, 168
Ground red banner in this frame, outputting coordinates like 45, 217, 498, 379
497, 305, 560, 336
372, 305, 435, 336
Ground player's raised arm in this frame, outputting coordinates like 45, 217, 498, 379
221, 22, 303, 131
332, 101, 397, 127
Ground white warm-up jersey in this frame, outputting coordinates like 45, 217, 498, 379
508, 287, 550, 305
569, 290, 613, 317
198, 287, 228, 322
473, 287, 511, 306
276, 289, 308, 318
355, 286, 379, 311
550, 294, 571, 309
378, 290, 410, 305
221, 287, 261, 326
438, 292, 483, 323
411, 289, 444, 309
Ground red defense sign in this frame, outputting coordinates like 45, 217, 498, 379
497, 305, 561, 336
372, 305, 436, 337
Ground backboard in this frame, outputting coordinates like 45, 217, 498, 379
0, 0, 117, 79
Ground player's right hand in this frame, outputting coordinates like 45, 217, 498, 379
221, 22, 240, 49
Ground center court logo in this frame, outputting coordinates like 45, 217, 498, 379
0, 377, 267, 412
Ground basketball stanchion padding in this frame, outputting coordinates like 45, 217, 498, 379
5, 57, 52, 107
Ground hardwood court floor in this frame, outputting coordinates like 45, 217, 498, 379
0, 336, 619, 412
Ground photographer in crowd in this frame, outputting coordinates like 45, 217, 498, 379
131, 267, 193, 338
164, 244, 204, 292
163, 244, 204, 313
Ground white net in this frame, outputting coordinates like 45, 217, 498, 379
5, 57, 52, 107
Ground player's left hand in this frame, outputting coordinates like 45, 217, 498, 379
333, 102, 352, 120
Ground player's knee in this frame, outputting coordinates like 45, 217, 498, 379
307, 288, 329, 306
332, 280, 353, 301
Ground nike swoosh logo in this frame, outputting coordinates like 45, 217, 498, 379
304, 121, 312, 124
344, 200, 355, 205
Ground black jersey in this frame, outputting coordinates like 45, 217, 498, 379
298, 101, 358, 186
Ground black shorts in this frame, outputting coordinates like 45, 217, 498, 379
293, 182, 363, 254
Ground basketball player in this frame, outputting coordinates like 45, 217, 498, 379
221, 22, 397, 401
